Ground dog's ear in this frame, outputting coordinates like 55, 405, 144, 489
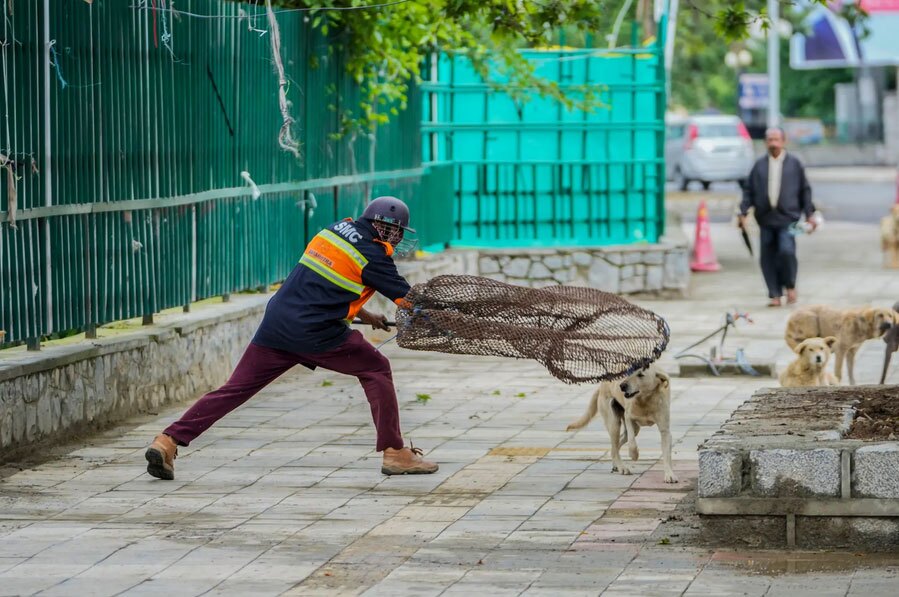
794, 340, 808, 355
655, 371, 669, 388
824, 336, 837, 348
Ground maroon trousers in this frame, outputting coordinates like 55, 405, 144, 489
164, 331, 403, 452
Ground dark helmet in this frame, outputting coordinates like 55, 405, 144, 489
361, 196, 415, 233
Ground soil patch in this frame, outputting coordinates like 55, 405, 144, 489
846, 386, 899, 440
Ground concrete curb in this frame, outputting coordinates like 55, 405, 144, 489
697, 386, 899, 550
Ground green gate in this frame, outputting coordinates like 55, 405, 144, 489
422, 29, 666, 248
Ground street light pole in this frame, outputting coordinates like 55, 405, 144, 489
726, 48, 752, 119
767, 0, 780, 128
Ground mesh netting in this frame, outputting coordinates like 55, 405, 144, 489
395, 275, 670, 384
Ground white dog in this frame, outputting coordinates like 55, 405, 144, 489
566, 364, 677, 483
779, 336, 839, 388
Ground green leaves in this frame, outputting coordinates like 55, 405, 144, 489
416, 393, 432, 404
714, 2, 752, 41
272, 0, 844, 134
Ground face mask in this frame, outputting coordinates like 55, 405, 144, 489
371, 220, 404, 246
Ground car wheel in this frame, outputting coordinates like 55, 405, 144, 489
701, 181, 711, 191
674, 169, 689, 192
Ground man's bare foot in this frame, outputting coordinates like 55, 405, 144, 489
786, 289, 797, 304
767, 297, 782, 307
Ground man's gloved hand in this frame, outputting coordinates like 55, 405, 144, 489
358, 309, 390, 331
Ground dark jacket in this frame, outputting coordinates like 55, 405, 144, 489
253, 218, 410, 354
739, 153, 815, 229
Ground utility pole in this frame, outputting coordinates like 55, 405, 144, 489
767, 0, 780, 128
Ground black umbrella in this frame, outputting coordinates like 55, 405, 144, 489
739, 224, 754, 257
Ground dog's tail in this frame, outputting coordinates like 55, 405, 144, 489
566, 386, 601, 431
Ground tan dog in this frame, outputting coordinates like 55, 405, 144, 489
785, 305, 896, 385
566, 364, 677, 483
881, 205, 899, 269
780, 337, 839, 387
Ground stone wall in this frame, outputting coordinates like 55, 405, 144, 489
476, 242, 689, 297
0, 298, 268, 458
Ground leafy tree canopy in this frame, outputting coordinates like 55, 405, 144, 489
267, 0, 840, 131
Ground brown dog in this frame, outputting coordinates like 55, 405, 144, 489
780, 337, 839, 388
881, 205, 899, 269
785, 305, 896, 385
566, 364, 677, 483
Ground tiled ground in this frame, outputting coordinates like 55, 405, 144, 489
2, 221, 899, 596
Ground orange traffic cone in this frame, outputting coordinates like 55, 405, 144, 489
690, 200, 721, 272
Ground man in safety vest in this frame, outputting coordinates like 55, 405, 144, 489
144, 196, 438, 480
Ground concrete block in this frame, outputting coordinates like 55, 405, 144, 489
543, 255, 565, 270
699, 515, 786, 549
620, 265, 635, 279
645, 265, 664, 291
619, 276, 644, 294
528, 262, 553, 280
643, 251, 665, 265
750, 448, 841, 497
602, 251, 624, 266
552, 268, 574, 284
664, 250, 690, 289
504, 257, 531, 278
587, 259, 619, 293
572, 252, 592, 267
853, 443, 899, 498
478, 256, 500, 275
623, 252, 644, 265
797, 516, 899, 550
698, 450, 743, 497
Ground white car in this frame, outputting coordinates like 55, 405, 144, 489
666, 115, 755, 191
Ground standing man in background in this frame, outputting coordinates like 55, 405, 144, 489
738, 127, 818, 307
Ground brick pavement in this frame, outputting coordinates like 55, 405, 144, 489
2, 222, 899, 596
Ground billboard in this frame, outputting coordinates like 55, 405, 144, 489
738, 73, 769, 109
790, 0, 899, 68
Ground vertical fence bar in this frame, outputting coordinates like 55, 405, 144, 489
37, 0, 53, 350
656, 14, 668, 238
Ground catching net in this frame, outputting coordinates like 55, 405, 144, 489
395, 275, 670, 384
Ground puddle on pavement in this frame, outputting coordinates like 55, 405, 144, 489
712, 550, 899, 575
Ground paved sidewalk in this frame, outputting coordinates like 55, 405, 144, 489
2, 222, 899, 596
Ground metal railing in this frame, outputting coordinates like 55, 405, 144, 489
422, 24, 667, 248
0, 0, 451, 347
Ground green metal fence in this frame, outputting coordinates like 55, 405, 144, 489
0, 0, 451, 347
422, 26, 667, 248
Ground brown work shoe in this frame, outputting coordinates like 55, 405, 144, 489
382, 444, 438, 475
145, 434, 178, 480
